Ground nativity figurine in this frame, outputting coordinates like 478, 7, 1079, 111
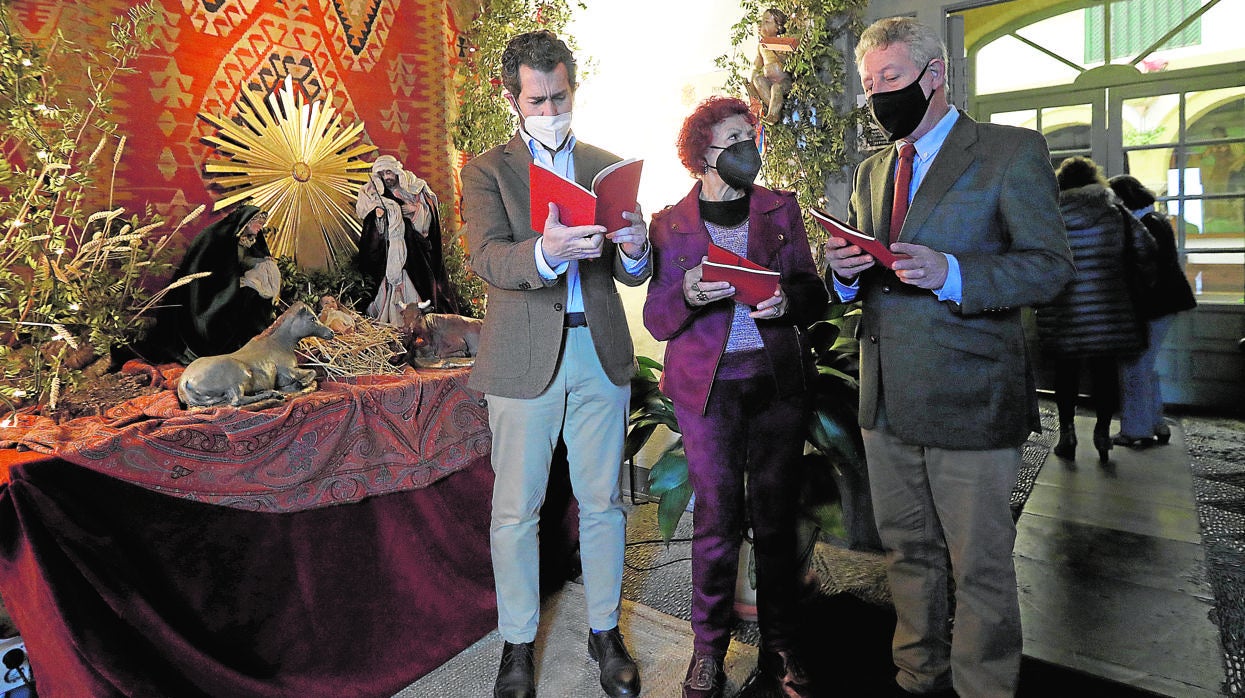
177, 302, 333, 409
354, 156, 459, 324
142, 204, 281, 364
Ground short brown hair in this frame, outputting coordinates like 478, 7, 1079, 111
500, 30, 577, 98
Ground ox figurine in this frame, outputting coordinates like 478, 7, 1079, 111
398, 301, 483, 360
177, 302, 334, 408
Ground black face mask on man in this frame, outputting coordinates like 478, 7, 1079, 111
707, 141, 762, 189
868, 60, 933, 142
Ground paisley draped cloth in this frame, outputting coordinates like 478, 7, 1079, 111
0, 365, 582, 696
0, 364, 489, 513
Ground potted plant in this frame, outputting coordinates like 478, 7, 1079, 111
625, 302, 880, 616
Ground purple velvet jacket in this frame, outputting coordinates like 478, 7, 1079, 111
643, 182, 828, 414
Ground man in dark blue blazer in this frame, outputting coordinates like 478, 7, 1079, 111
824, 17, 1074, 697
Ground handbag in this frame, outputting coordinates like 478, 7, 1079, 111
1119, 204, 1159, 310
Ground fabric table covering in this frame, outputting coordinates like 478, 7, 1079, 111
0, 368, 579, 697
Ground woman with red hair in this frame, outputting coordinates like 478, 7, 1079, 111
643, 96, 827, 698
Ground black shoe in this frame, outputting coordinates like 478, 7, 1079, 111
682, 652, 725, 698
587, 627, 641, 697
1053, 427, 1077, 460
755, 648, 812, 697
1111, 433, 1156, 449
1155, 422, 1172, 445
494, 641, 536, 698
1093, 430, 1112, 464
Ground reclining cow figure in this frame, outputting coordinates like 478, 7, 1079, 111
398, 300, 482, 361
177, 302, 334, 408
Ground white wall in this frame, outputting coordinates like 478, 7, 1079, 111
565, 0, 747, 362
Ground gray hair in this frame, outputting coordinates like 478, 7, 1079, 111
855, 17, 948, 78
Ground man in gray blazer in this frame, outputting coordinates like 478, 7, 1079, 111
460, 30, 650, 698
824, 17, 1073, 697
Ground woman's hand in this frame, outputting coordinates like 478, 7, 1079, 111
683, 256, 734, 306
749, 286, 788, 320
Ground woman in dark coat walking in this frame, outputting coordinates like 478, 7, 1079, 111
1037, 157, 1155, 462
1108, 174, 1197, 447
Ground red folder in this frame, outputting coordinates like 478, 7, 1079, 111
810, 208, 911, 269
701, 243, 780, 307
529, 159, 643, 233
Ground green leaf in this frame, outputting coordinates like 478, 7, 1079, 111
646, 444, 688, 498
808, 407, 862, 467
623, 422, 656, 461
656, 481, 693, 544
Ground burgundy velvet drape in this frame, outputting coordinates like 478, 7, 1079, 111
0, 451, 498, 697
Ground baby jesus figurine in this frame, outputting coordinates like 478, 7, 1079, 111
747, 8, 794, 125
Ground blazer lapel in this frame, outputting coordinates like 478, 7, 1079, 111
502, 133, 532, 188
748, 190, 786, 269
900, 114, 978, 242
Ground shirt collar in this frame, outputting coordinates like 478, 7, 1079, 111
523, 131, 577, 161
906, 107, 959, 164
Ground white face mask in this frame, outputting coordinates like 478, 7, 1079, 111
522, 111, 573, 152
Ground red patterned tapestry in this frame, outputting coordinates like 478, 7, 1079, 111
6, 0, 458, 252
0, 366, 491, 513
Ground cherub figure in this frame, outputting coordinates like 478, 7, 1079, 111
747, 8, 793, 125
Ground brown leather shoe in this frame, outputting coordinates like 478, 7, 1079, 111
587, 627, 641, 697
682, 651, 725, 698
493, 641, 536, 698
757, 648, 812, 697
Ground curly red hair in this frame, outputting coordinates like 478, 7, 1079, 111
676, 96, 756, 177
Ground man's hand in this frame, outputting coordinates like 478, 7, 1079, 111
823, 236, 876, 280
541, 202, 605, 267
890, 242, 949, 290
607, 206, 648, 259
683, 257, 734, 307
374, 206, 385, 218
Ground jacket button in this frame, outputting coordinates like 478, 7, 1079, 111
554, 303, 563, 311
672, 223, 680, 230
869, 335, 878, 343
778, 234, 785, 241
677, 255, 687, 265
882, 285, 891, 293
478, 398, 488, 408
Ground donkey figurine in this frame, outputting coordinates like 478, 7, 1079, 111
177, 302, 334, 408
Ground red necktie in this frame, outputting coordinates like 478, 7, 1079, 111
889, 142, 916, 245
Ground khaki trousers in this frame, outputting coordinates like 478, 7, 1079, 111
486, 326, 629, 643
863, 424, 1022, 697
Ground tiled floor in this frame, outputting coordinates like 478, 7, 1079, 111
1015, 412, 1225, 696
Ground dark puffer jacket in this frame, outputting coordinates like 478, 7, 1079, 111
1037, 183, 1153, 358
1135, 210, 1197, 320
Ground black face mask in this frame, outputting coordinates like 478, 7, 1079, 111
868, 61, 933, 142
707, 140, 762, 189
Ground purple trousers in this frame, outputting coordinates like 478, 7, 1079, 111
673, 351, 809, 655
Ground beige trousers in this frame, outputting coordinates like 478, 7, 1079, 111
863, 424, 1023, 698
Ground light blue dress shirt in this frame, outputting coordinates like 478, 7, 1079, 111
527, 132, 648, 313
834, 107, 963, 304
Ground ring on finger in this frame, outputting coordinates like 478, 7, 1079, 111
695, 292, 709, 303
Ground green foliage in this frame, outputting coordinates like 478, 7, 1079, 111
443, 231, 488, 318
627, 303, 864, 544
275, 250, 371, 311
1123, 122, 1168, 147
449, 0, 585, 158
0, 2, 169, 409
715, 0, 870, 239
